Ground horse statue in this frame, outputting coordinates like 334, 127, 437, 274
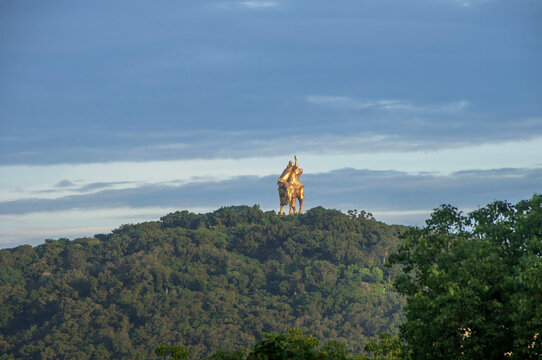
278, 182, 304, 215
277, 155, 305, 215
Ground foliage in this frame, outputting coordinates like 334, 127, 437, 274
203, 349, 246, 360
155, 345, 190, 360
248, 328, 323, 360
166, 328, 379, 360
390, 195, 542, 359
0, 205, 405, 359
360, 333, 402, 360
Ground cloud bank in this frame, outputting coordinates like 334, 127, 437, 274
2, 167, 539, 216
3, 116, 542, 165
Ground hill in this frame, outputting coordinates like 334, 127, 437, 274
0, 206, 407, 359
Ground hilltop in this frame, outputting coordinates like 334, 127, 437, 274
0, 206, 407, 359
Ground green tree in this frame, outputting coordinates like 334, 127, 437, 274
155, 344, 190, 360
247, 328, 367, 360
390, 195, 542, 359
360, 333, 402, 360
248, 328, 321, 360
203, 349, 246, 360
320, 340, 349, 360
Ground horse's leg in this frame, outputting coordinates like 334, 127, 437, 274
279, 205, 284, 215
299, 198, 303, 214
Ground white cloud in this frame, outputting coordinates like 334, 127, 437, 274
306, 95, 468, 113
238, 1, 279, 8
213, 1, 279, 10
450, 0, 493, 7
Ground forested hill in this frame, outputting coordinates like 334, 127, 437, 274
0, 206, 407, 360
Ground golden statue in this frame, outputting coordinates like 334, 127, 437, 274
278, 155, 305, 215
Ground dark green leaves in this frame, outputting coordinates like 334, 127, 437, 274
156, 344, 190, 360
390, 195, 542, 360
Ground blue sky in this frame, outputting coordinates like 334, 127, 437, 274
1, 0, 541, 247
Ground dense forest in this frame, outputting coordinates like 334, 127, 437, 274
0, 206, 407, 359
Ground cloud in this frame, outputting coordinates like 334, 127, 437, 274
2, 166, 540, 246
0, 178, 269, 216
449, 0, 493, 7
213, 1, 279, 10
1, 167, 540, 217
238, 1, 279, 8
2, 127, 542, 171
76, 181, 132, 192
55, 179, 76, 188
305, 96, 468, 113
33, 181, 135, 196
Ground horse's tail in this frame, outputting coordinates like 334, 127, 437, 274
278, 182, 289, 206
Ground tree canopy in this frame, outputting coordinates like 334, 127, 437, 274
390, 195, 542, 359
155, 328, 401, 360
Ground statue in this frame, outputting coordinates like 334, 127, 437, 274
277, 155, 305, 215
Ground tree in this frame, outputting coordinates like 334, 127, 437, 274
155, 344, 190, 360
203, 349, 246, 360
390, 195, 542, 359
248, 328, 321, 360
360, 333, 402, 360
247, 328, 360, 360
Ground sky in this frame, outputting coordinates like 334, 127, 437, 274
1, 0, 541, 248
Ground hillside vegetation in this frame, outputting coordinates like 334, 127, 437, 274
0, 206, 406, 360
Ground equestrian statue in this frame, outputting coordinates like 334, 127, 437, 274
277, 155, 306, 215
